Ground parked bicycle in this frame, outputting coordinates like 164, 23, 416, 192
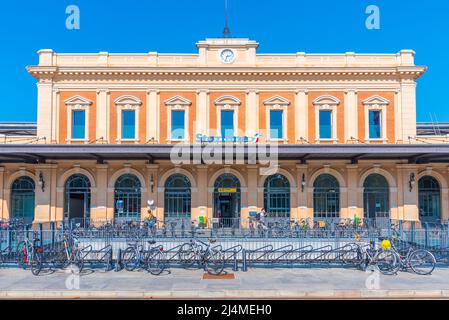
390, 237, 436, 275
52, 233, 85, 273
16, 231, 44, 276
122, 240, 167, 275
355, 238, 400, 275
178, 238, 225, 275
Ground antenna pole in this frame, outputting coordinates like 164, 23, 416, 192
223, 0, 231, 38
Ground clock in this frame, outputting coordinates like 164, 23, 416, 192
220, 49, 236, 64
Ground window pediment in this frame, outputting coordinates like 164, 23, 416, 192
114, 95, 142, 106
363, 95, 390, 106
313, 95, 340, 106
164, 96, 192, 109
215, 95, 241, 106
263, 95, 290, 107
64, 95, 93, 106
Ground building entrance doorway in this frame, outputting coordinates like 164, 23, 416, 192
213, 174, 241, 228
64, 174, 91, 225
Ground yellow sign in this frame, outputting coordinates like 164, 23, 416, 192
218, 188, 237, 193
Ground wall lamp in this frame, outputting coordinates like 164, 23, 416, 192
301, 174, 306, 192
150, 174, 154, 193
38, 172, 45, 192
409, 173, 416, 192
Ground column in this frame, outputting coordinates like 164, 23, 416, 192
246, 165, 258, 228
345, 90, 358, 142
146, 89, 159, 142
295, 90, 308, 142
96, 89, 109, 142
195, 165, 208, 224
0, 167, 4, 219
196, 90, 209, 137
49, 165, 57, 221
346, 164, 360, 219
397, 165, 419, 222
91, 164, 108, 222
146, 164, 160, 220
245, 90, 258, 137
37, 81, 53, 142
394, 90, 401, 143
400, 79, 417, 140
296, 164, 308, 220
34, 164, 53, 222
51, 89, 59, 143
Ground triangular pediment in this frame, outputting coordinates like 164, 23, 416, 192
313, 95, 340, 105
264, 95, 290, 106
64, 95, 93, 106
114, 95, 142, 105
164, 96, 192, 106
215, 95, 241, 105
363, 95, 390, 105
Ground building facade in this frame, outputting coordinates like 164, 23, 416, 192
1, 38, 449, 226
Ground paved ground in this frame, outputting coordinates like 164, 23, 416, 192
1, 266, 449, 299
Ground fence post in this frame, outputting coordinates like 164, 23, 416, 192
411, 221, 415, 243
242, 249, 247, 272
424, 222, 429, 248
7, 225, 12, 251
233, 248, 238, 272
399, 220, 403, 237
39, 223, 43, 247
50, 222, 55, 247
115, 248, 122, 272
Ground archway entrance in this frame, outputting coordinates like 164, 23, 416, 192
213, 174, 241, 228
363, 174, 390, 219
64, 174, 91, 223
11, 176, 35, 224
418, 176, 441, 223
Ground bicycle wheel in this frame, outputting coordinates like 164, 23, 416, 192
376, 250, 400, 275
31, 251, 43, 276
147, 250, 166, 276
204, 250, 225, 275
409, 249, 436, 275
122, 247, 138, 271
52, 250, 69, 269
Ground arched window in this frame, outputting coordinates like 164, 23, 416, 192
363, 174, 390, 218
263, 174, 290, 218
164, 174, 191, 219
313, 174, 340, 218
64, 174, 91, 221
11, 176, 35, 223
114, 174, 141, 221
419, 176, 441, 222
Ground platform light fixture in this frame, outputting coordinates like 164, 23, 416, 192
409, 173, 416, 192
301, 174, 306, 192
38, 172, 45, 192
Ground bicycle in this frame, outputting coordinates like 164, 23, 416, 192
122, 240, 167, 275
16, 231, 44, 276
178, 238, 225, 275
355, 238, 400, 275
390, 236, 436, 275
52, 234, 85, 273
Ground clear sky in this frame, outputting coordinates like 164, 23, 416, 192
0, 0, 448, 122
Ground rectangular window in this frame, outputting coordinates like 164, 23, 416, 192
319, 110, 332, 139
122, 110, 136, 139
72, 110, 85, 139
221, 111, 234, 139
171, 111, 185, 140
270, 110, 283, 140
369, 110, 382, 139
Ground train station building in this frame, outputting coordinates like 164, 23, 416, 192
0, 37, 448, 226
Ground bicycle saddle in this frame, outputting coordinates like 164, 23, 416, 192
148, 240, 157, 245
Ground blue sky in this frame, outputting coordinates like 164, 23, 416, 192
0, 0, 448, 122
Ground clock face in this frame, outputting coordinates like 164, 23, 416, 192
220, 49, 236, 64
